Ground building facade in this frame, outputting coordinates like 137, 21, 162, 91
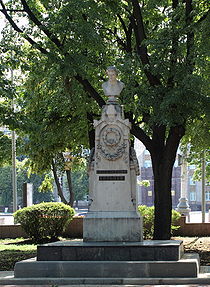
135, 141, 210, 211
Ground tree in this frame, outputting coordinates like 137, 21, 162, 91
0, 0, 209, 239
0, 132, 11, 166
71, 162, 88, 205
0, 160, 54, 207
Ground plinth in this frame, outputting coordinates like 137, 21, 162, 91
14, 240, 199, 279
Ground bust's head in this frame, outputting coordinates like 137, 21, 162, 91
106, 66, 118, 82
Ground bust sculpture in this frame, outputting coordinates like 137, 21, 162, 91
102, 66, 125, 103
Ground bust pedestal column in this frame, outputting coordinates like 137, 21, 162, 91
83, 103, 143, 242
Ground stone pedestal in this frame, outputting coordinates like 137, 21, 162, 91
84, 211, 142, 241
84, 103, 142, 241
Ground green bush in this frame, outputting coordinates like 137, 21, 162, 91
138, 205, 181, 239
14, 202, 75, 242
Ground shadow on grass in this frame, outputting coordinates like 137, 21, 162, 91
0, 249, 37, 271
6, 237, 60, 245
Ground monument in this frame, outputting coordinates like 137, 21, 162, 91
84, 66, 142, 241
13, 67, 200, 283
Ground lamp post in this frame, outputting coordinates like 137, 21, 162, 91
176, 153, 191, 220
11, 70, 17, 213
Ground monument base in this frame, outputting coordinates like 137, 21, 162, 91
83, 211, 143, 242
14, 240, 200, 279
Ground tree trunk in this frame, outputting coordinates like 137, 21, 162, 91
66, 169, 74, 207
149, 125, 185, 239
51, 160, 68, 204
134, 123, 185, 239
151, 153, 173, 239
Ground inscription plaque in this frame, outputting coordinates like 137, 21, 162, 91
96, 170, 127, 174
99, 176, 125, 181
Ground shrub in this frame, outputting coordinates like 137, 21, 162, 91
14, 202, 75, 242
138, 205, 181, 239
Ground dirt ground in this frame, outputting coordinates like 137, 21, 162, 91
173, 236, 210, 265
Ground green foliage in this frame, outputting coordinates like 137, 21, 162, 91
0, 161, 54, 207
14, 202, 75, 242
38, 174, 54, 192
138, 205, 154, 239
137, 180, 150, 187
71, 162, 88, 202
138, 205, 181, 239
181, 114, 210, 183
0, 0, 207, 164
0, 165, 12, 206
0, 132, 12, 166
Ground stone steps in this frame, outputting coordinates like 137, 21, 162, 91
14, 253, 199, 279
37, 240, 184, 261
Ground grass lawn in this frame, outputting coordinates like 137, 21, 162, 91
0, 236, 209, 271
0, 238, 37, 271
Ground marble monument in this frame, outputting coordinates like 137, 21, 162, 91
83, 66, 143, 241
13, 67, 200, 282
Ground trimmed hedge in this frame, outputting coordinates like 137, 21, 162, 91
14, 202, 74, 242
138, 205, 181, 239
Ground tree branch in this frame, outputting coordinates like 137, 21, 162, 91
131, 123, 153, 152
117, 13, 133, 53
66, 169, 74, 207
130, 0, 161, 86
51, 159, 68, 204
194, 10, 209, 26
185, 0, 195, 73
87, 112, 95, 149
165, 125, 185, 162
167, 0, 179, 87
0, 0, 48, 54
20, 0, 63, 49
117, 13, 128, 34
96, 21, 129, 52
74, 74, 105, 108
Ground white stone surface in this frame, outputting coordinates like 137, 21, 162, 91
84, 211, 142, 241
102, 66, 125, 103
85, 69, 142, 242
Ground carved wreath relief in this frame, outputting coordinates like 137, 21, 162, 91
97, 125, 127, 161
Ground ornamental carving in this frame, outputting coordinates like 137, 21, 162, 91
102, 127, 121, 146
97, 143, 127, 161
97, 125, 127, 161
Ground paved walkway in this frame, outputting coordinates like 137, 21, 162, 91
0, 284, 209, 286
0, 268, 210, 286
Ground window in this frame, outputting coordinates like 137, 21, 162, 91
205, 190, 210, 201
189, 192, 196, 201
189, 164, 196, 169
189, 177, 196, 185
171, 190, 175, 196
148, 190, 152, 196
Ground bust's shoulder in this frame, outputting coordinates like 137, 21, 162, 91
117, 80, 125, 87
102, 81, 108, 88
